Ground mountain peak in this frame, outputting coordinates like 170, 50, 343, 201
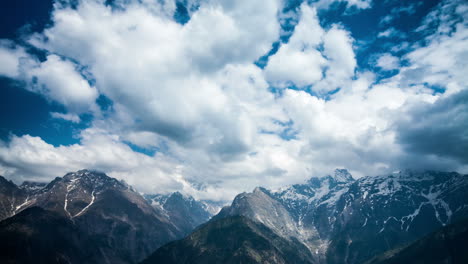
331, 168, 354, 183
0, 175, 17, 189
61, 169, 126, 189
253, 186, 267, 194
306, 169, 354, 186
63, 169, 105, 179
20, 181, 47, 192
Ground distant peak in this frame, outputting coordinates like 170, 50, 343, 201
332, 169, 354, 183
170, 191, 192, 200
20, 181, 47, 191
253, 187, 268, 194
0, 175, 17, 188
63, 169, 107, 180
307, 169, 354, 186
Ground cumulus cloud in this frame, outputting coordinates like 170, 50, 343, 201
0, 41, 28, 78
25, 0, 281, 156
28, 55, 99, 113
264, 4, 356, 93
0, 130, 203, 197
0, 43, 98, 115
376, 53, 400, 70
0, 0, 467, 202
264, 4, 326, 88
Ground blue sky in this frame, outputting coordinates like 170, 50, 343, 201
0, 0, 467, 201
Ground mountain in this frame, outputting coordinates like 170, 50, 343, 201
365, 217, 468, 264
208, 169, 468, 264
0, 176, 28, 220
0, 170, 184, 263
325, 170, 468, 264
145, 192, 217, 235
3, 169, 468, 263
141, 215, 315, 264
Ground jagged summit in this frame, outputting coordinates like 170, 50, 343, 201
0, 175, 17, 189
60, 169, 132, 193
63, 169, 111, 181
331, 168, 354, 182
19, 181, 47, 194
306, 168, 354, 186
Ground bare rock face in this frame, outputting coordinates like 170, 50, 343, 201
141, 216, 316, 264
0, 176, 28, 220
145, 191, 216, 235
215, 187, 308, 245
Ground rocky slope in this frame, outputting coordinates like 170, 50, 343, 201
0, 176, 28, 220
145, 192, 217, 235
141, 215, 315, 264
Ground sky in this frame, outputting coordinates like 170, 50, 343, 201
0, 0, 467, 202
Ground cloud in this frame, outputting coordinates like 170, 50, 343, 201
313, 0, 372, 10
0, 43, 98, 115
0, 130, 200, 197
377, 27, 406, 39
395, 0, 468, 96
25, 0, 281, 156
0, 40, 28, 78
264, 4, 326, 88
0, 0, 467, 202
264, 4, 356, 93
27, 55, 99, 113
395, 90, 468, 164
50, 112, 81, 123
376, 53, 400, 70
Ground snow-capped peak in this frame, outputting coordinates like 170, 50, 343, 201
331, 169, 354, 183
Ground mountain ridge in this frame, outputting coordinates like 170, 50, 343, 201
0, 169, 218, 264
188, 169, 468, 264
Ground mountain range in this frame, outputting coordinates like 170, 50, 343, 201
145, 169, 468, 264
0, 170, 215, 263
1, 169, 467, 263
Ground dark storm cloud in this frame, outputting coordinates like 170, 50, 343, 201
396, 90, 468, 163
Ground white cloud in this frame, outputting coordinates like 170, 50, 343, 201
377, 27, 406, 38
265, 4, 326, 88
25, 0, 281, 155
376, 53, 400, 70
50, 112, 81, 123
0, 0, 467, 202
0, 41, 28, 78
0, 43, 98, 115
314, 0, 372, 10
394, 0, 468, 97
264, 4, 356, 93
313, 26, 356, 92
27, 55, 99, 113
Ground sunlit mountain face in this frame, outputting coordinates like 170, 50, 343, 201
0, 0, 467, 263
